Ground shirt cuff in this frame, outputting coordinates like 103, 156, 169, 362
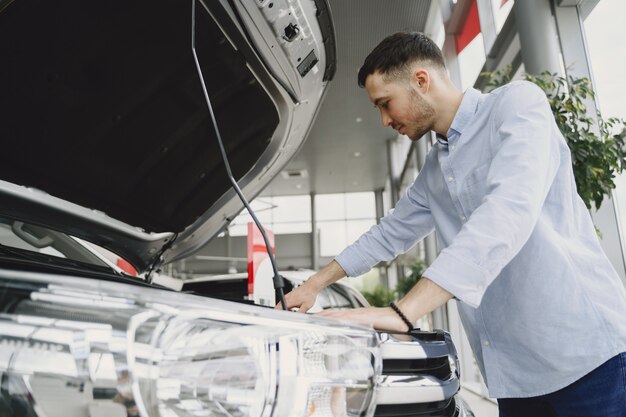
334, 245, 372, 277
424, 250, 489, 308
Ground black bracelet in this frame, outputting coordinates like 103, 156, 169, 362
389, 302, 414, 332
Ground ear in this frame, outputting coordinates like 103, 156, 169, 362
410, 68, 430, 94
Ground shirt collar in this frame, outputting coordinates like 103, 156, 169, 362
435, 133, 448, 146
447, 88, 481, 139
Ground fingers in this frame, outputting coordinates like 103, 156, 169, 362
274, 285, 319, 313
297, 301, 312, 313
274, 293, 306, 312
275, 296, 294, 310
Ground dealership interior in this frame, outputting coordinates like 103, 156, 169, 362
2, 0, 625, 415
160, 0, 625, 413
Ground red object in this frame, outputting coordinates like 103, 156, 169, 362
116, 258, 137, 276
500, 0, 508, 8
247, 222, 275, 296
455, 0, 481, 54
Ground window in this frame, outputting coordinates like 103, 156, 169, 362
227, 192, 376, 257
316, 192, 376, 257
228, 195, 312, 236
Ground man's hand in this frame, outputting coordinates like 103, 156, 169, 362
276, 260, 347, 312
316, 307, 410, 332
315, 277, 454, 332
276, 279, 321, 313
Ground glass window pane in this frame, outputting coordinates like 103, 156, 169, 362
345, 192, 375, 219
272, 222, 311, 235
272, 195, 311, 223
230, 198, 273, 225
346, 219, 376, 245
316, 194, 346, 221
319, 221, 346, 257
228, 224, 248, 237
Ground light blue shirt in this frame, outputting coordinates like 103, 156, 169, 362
335, 81, 626, 398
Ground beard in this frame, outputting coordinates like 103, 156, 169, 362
405, 88, 435, 141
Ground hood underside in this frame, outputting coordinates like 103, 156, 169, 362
0, 0, 278, 234
0, 0, 335, 272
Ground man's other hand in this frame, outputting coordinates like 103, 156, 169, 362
316, 307, 411, 332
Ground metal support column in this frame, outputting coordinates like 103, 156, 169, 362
386, 139, 400, 206
375, 188, 389, 287
310, 192, 320, 270
386, 139, 404, 286
374, 188, 385, 224
513, 0, 562, 75
225, 229, 237, 274
416, 136, 439, 268
416, 133, 447, 330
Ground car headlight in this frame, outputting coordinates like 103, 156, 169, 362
0, 273, 381, 417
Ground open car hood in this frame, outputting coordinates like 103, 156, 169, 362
0, 0, 335, 273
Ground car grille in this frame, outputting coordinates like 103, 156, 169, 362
374, 330, 460, 417
382, 357, 452, 379
374, 398, 457, 417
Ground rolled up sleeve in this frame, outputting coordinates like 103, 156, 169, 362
424, 82, 560, 307
335, 173, 435, 277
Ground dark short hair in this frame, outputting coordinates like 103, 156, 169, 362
357, 32, 446, 87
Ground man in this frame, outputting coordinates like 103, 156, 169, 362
278, 32, 626, 416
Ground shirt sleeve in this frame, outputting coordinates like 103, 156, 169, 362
424, 81, 561, 308
335, 171, 435, 277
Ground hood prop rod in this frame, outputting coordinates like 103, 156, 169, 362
190, 0, 287, 310
146, 233, 179, 284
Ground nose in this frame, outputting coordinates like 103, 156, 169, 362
380, 109, 392, 128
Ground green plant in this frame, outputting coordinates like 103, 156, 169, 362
396, 259, 426, 297
484, 67, 626, 210
361, 260, 427, 306
361, 284, 396, 307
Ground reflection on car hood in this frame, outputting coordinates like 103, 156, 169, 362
0, 0, 335, 273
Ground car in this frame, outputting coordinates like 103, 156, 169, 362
180, 269, 475, 417
0, 0, 473, 415
179, 269, 369, 311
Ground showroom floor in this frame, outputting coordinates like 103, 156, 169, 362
460, 388, 499, 417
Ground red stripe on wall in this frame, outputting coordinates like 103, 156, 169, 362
455, 0, 481, 54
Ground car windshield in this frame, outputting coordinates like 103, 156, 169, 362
0, 216, 118, 270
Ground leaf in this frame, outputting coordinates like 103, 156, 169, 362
483, 70, 626, 210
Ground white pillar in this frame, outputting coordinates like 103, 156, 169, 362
553, 3, 626, 283
310, 192, 320, 270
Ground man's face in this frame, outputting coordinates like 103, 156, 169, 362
365, 71, 435, 141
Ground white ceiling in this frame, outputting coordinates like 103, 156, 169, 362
262, 0, 432, 197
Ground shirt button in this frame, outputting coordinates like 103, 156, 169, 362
483, 341, 490, 347
447, 176, 454, 182
461, 216, 466, 221
451, 145, 456, 150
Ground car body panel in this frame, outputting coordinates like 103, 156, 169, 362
0, 0, 334, 273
